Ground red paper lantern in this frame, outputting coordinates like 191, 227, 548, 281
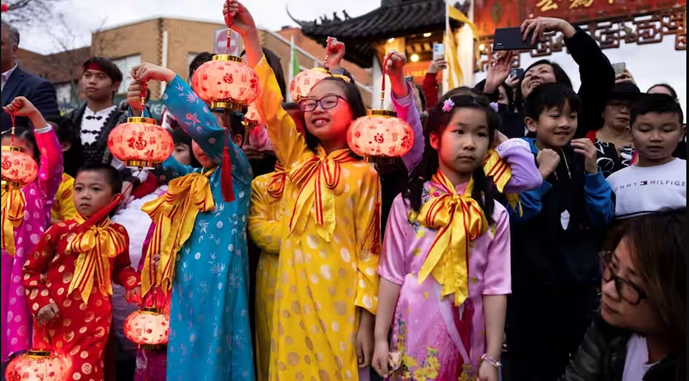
244, 104, 261, 127
107, 117, 174, 170
4, 349, 67, 381
1, 146, 38, 188
124, 307, 170, 346
289, 68, 330, 102
191, 55, 260, 112
347, 110, 414, 163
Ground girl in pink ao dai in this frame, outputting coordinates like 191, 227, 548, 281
372, 96, 511, 381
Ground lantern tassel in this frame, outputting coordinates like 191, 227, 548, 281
221, 129, 235, 203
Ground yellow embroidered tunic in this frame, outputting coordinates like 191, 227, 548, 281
248, 170, 285, 380
254, 57, 381, 381
50, 173, 77, 223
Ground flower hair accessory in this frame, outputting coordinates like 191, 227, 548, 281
490, 102, 499, 112
442, 98, 455, 112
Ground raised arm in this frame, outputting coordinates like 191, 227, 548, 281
247, 174, 282, 255
2, 97, 63, 200
225, 0, 310, 170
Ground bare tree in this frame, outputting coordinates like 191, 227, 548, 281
1, 0, 64, 26
45, 13, 121, 106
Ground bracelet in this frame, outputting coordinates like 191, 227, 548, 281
481, 354, 502, 369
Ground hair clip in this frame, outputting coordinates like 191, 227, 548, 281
442, 99, 455, 112
490, 102, 499, 112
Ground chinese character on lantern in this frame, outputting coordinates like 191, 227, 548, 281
107, 117, 174, 170
124, 307, 170, 346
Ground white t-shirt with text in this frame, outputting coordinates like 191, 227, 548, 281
607, 159, 686, 219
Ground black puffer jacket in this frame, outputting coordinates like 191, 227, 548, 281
560, 315, 685, 381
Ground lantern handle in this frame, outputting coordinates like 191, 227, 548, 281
8, 110, 16, 145
379, 55, 392, 110
323, 36, 333, 70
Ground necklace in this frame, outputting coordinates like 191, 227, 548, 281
553, 149, 572, 180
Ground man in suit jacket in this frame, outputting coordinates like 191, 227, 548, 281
1, 20, 60, 130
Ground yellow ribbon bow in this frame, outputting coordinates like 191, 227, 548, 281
415, 171, 489, 306
67, 214, 128, 303
1, 186, 25, 256
288, 148, 357, 242
483, 149, 522, 216
266, 162, 287, 200
140, 168, 216, 297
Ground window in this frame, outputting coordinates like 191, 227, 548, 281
112, 54, 142, 95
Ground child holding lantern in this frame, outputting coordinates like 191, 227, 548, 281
1, 97, 63, 371
126, 61, 255, 381
21, 163, 142, 381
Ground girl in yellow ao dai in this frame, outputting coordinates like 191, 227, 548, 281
227, 4, 421, 379
248, 162, 287, 380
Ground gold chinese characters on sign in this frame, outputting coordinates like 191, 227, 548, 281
475, 8, 686, 72
537, 0, 601, 12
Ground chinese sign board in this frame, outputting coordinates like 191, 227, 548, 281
474, 0, 687, 37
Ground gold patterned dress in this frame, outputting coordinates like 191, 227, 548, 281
248, 166, 287, 380
254, 57, 381, 381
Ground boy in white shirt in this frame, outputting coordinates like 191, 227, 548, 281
607, 94, 686, 218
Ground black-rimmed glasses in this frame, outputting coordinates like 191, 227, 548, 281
299, 95, 348, 112
599, 251, 647, 305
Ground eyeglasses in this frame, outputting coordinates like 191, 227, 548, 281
599, 251, 647, 305
300, 95, 348, 113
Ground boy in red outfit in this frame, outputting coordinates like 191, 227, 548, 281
22, 163, 141, 381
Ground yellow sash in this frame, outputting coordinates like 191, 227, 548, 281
288, 148, 356, 242
140, 168, 216, 296
67, 214, 128, 303
483, 149, 522, 216
1, 187, 25, 256
415, 171, 488, 306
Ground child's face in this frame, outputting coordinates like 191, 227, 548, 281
1, 136, 35, 158
303, 81, 353, 145
73, 170, 118, 218
631, 112, 684, 163
191, 140, 215, 168
172, 143, 192, 166
527, 103, 578, 149
431, 108, 491, 176
81, 70, 118, 102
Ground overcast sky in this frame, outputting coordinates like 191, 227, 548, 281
15, 0, 687, 115
19, 0, 378, 53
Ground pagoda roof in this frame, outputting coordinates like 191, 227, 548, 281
289, 0, 467, 68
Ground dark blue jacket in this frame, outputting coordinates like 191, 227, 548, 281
509, 138, 615, 284
1, 66, 60, 130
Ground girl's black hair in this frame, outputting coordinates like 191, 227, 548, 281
2, 126, 40, 163
515, 60, 573, 110
648, 83, 679, 101
302, 76, 367, 153
170, 127, 202, 168
524, 82, 582, 120
240, 48, 287, 100
474, 79, 515, 111
403, 95, 498, 224
76, 163, 123, 194
53, 117, 81, 177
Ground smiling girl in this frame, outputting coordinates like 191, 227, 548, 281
225, 1, 424, 379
